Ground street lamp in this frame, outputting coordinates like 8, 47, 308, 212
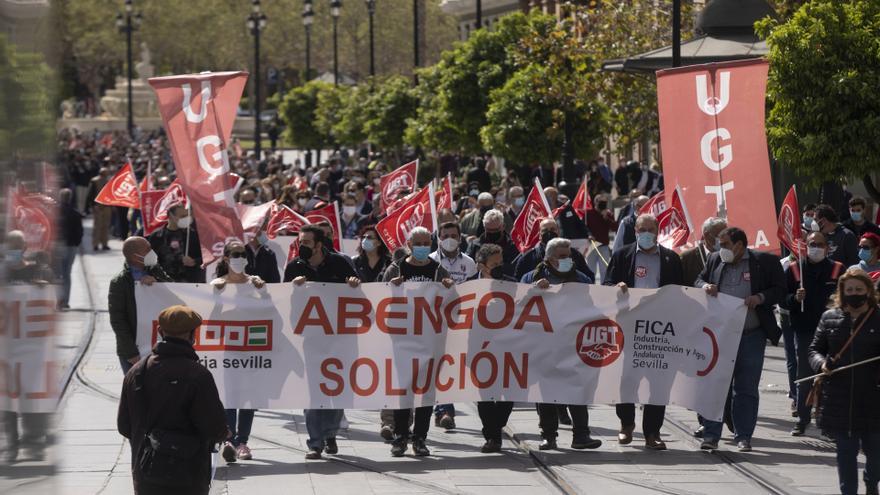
247, 0, 268, 161
365, 0, 376, 78
115, 0, 141, 138
331, 0, 342, 86
302, 0, 314, 81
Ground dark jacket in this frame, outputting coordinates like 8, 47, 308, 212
246, 243, 280, 283
352, 253, 392, 283
842, 218, 880, 238
283, 249, 357, 283
780, 258, 845, 333
603, 243, 683, 288
808, 307, 880, 433
59, 203, 84, 247
696, 249, 787, 344
612, 214, 637, 253
681, 243, 709, 288
466, 231, 519, 277
513, 243, 593, 282
521, 262, 592, 285
148, 225, 204, 283
826, 224, 859, 268
108, 263, 171, 359
117, 338, 228, 495
556, 202, 590, 240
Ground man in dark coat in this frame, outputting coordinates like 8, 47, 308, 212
604, 214, 684, 450
696, 227, 786, 452
147, 203, 204, 283
467, 209, 519, 277
117, 305, 228, 495
109, 236, 171, 374
513, 218, 593, 282
57, 188, 84, 309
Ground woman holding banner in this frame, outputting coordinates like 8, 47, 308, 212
210, 241, 266, 463
809, 268, 880, 495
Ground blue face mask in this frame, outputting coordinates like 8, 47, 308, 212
514, 197, 525, 208
850, 211, 863, 222
637, 232, 657, 250
859, 248, 873, 262
361, 238, 377, 252
411, 245, 431, 261
257, 232, 269, 245
556, 257, 573, 273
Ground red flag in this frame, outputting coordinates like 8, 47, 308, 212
95, 163, 140, 208
777, 185, 804, 258
435, 173, 454, 212
305, 202, 343, 251
236, 202, 275, 241
287, 238, 301, 263
140, 180, 188, 236
149, 71, 248, 265
656, 185, 694, 250
99, 133, 114, 148
639, 189, 667, 217
10, 190, 54, 251
511, 178, 553, 253
139, 176, 151, 192
376, 184, 437, 252
657, 59, 778, 251
571, 177, 592, 220
266, 204, 311, 239
379, 160, 418, 213
287, 174, 309, 192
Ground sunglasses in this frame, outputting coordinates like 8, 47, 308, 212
229, 251, 247, 259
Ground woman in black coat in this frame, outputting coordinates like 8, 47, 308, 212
809, 268, 880, 495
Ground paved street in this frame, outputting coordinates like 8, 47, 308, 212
0, 222, 850, 495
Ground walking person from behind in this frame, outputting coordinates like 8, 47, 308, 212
57, 188, 84, 310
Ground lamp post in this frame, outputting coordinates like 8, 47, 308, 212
247, 0, 268, 161
302, 0, 314, 81
115, 0, 141, 138
331, 0, 342, 86
365, 0, 376, 78
476, 0, 482, 31
672, 0, 681, 67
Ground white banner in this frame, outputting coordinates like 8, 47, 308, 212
0, 285, 60, 413
136, 281, 747, 421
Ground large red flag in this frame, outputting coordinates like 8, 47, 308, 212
571, 176, 592, 220
511, 178, 553, 253
656, 185, 694, 250
10, 190, 54, 251
379, 160, 418, 213
657, 59, 778, 252
305, 202, 343, 251
95, 163, 140, 208
140, 180, 188, 236
266, 204, 311, 239
376, 184, 437, 252
777, 185, 804, 258
639, 189, 667, 217
149, 71, 248, 265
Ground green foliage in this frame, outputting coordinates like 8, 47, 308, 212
0, 34, 54, 159
314, 84, 348, 146
756, 0, 880, 185
333, 84, 369, 148
279, 80, 333, 151
363, 76, 418, 152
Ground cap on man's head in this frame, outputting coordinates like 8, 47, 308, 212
157, 305, 203, 338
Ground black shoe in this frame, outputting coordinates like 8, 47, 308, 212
790, 423, 807, 436
102, 245, 110, 251
700, 439, 719, 451
693, 426, 705, 438
222, 442, 237, 463
538, 438, 557, 451
324, 437, 338, 455
571, 435, 602, 450
866, 484, 879, 495
438, 414, 456, 430
412, 438, 430, 456
390, 440, 407, 457
305, 448, 322, 460
481, 439, 502, 453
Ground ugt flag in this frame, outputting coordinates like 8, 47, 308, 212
656, 186, 694, 250
95, 163, 139, 209
377, 184, 437, 252
379, 160, 418, 214
511, 178, 553, 253
777, 185, 804, 258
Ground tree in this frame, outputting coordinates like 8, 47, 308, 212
332, 84, 369, 148
756, 0, 880, 196
278, 80, 333, 152
314, 84, 348, 147
363, 76, 418, 161
0, 34, 54, 160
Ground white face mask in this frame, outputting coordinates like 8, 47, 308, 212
176, 216, 192, 229
142, 250, 158, 267
440, 237, 459, 252
343, 205, 357, 217
228, 257, 248, 274
719, 247, 735, 264
556, 257, 573, 273
298, 198, 308, 207
807, 246, 826, 263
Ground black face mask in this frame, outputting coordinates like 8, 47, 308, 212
480, 205, 493, 214
298, 245, 314, 261
843, 293, 868, 309
489, 265, 504, 280
541, 231, 557, 245
596, 202, 608, 210
484, 231, 503, 243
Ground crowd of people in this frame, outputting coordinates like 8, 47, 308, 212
1, 128, 877, 495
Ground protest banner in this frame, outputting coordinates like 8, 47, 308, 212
657, 59, 778, 252
137, 281, 746, 421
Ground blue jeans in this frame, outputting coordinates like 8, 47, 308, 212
793, 329, 815, 425
703, 329, 766, 442
829, 429, 880, 495
304, 409, 343, 450
434, 404, 455, 418
225, 409, 256, 446
780, 312, 797, 400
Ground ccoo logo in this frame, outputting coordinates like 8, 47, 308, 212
576, 318, 624, 367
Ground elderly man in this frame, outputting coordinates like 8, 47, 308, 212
612, 193, 651, 253
468, 209, 520, 277
506, 185, 525, 226
543, 186, 559, 211
696, 227, 786, 452
681, 217, 727, 287
604, 214, 683, 450
521, 237, 600, 450
461, 192, 495, 238
513, 218, 592, 282
117, 305, 228, 495
109, 237, 171, 374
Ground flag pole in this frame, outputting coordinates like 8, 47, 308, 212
794, 355, 880, 384
795, 186, 804, 312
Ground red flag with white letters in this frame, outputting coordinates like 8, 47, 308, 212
10, 190, 54, 251
149, 71, 248, 265
95, 163, 140, 208
376, 184, 437, 252
305, 202, 343, 251
140, 180, 189, 236
266, 204, 311, 239
639, 189, 667, 217
656, 186, 694, 250
510, 178, 553, 253
379, 160, 418, 214
777, 185, 804, 258
236, 202, 275, 241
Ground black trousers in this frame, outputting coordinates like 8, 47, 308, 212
477, 401, 514, 442
537, 404, 590, 439
616, 404, 666, 436
393, 406, 432, 441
